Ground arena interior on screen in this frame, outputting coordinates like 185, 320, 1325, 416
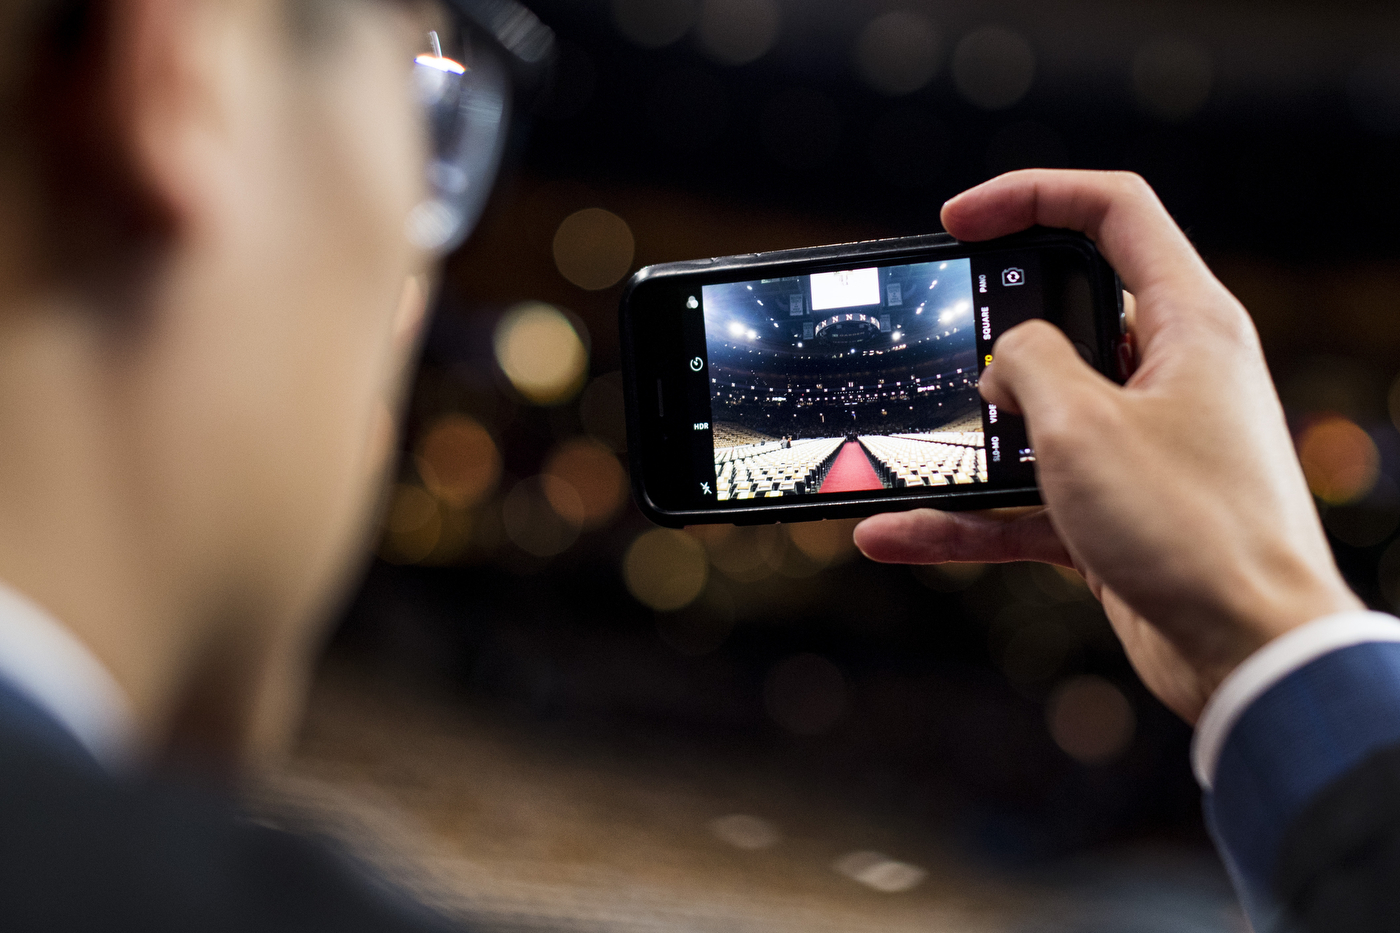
699, 258, 1001, 501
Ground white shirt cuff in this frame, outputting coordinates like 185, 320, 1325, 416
1191, 610, 1400, 791
0, 580, 137, 770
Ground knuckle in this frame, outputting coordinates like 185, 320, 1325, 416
1077, 388, 1123, 432
1108, 170, 1154, 200
994, 318, 1058, 358
1032, 386, 1119, 458
1181, 294, 1263, 356
1027, 410, 1073, 458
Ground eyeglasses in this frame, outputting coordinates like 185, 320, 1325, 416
406, 0, 554, 255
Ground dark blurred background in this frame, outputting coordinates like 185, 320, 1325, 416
277, 3, 1400, 930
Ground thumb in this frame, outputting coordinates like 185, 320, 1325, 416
979, 319, 1115, 432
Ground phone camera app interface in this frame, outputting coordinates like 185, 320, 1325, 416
699, 259, 990, 502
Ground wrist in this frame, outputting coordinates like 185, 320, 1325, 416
1200, 563, 1364, 702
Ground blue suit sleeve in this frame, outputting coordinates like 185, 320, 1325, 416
1205, 641, 1400, 930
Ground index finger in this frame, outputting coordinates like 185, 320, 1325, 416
941, 170, 1215, 306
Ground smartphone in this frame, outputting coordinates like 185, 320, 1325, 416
619, 228, 1127, 527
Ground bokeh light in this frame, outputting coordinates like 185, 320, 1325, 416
611, 0, 697, 49
853, 10, 941, 97
415, 414, 501, 508
623, 528, 709, 611
543, 437, 627, 529
1046, 675, 1136, 765
1131, 38, 1213, 122
502, 475, 584, 557
539, 474, 587, 529
493, 302, 589, 406
382, 483, 441, 564
688, 523, 785, 582
709, 813, 780, 850
951, 27, 1036, 110
786, 518, 859, 568
832, 851, 927, 894
696, 0, 780, 67
764, 653, 847, 735
427, 507, 474, 565
1297, 415, 1380, 505
552, 208, 636, 291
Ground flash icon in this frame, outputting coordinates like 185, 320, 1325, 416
700, 482, 712, 495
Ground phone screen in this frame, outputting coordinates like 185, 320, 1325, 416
690, 249, 1050, 505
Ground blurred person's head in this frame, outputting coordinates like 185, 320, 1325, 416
0, 0, 453, 765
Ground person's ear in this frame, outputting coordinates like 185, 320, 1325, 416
36, 0, 241, 252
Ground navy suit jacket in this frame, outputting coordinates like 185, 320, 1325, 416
0, 679, 463, 932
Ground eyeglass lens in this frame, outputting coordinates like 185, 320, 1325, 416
407, 3, 510, 254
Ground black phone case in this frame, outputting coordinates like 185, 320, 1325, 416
619, 229, 1125, 527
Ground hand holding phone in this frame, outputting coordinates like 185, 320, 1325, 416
620, 228, 1127, 526
854, 170, 1363, 724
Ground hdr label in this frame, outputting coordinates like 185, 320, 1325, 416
693, 422, 709, 430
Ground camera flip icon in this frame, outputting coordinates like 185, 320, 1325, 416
1001, 267, 1025, 287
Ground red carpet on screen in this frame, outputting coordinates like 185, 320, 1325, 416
819, 441, 885, 493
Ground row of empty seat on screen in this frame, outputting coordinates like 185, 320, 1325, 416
889, 430, 985, 448
860, 432, 988, 487
713, 437, 845, 500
